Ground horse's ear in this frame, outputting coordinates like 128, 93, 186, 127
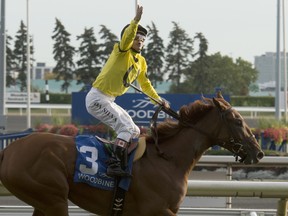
201, 93, 207, 102
212, 97, 225, 111
201, 94, 213, 105
216, 90, 224, 99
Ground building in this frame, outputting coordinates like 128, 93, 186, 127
254, 52, 288, 90
32, 62, 53, 80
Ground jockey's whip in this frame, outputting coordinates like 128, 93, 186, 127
127, 82, 180, 120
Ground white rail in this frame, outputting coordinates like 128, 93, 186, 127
5, 103, 71, 109
5, 103, 71, 116
186, 180, 288, 215
198, 155, 288, 167
4, 104, 282, 117
187, 180, 288, 198
234, 106, 279, 118
194, 156, 288, 215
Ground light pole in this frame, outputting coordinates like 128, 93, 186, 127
276, 0, 281, 120
283, 0, 287, 122
0, 0, 6, 130
26, 0, 31, 128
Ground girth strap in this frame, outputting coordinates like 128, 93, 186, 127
110, 177, 126, 216
150, 106, 171, 160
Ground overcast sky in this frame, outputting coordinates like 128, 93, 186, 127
5, 0, 279, 66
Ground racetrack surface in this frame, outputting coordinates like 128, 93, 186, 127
0, 195, 280, 209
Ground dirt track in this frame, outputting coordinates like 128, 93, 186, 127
0, 194, 279, 210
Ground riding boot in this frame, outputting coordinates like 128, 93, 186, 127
107, 138, 132, 178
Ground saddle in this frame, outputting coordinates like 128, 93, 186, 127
96, 136, 146, 162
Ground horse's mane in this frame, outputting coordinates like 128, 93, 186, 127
146, 97, 229, 143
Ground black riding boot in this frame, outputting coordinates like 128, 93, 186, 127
107, 138, 131, 177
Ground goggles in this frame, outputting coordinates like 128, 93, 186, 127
134, 34, 146, 42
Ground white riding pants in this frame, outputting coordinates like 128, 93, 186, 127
85, 88, 140, 142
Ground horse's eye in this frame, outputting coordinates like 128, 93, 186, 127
236, 119, 243, 127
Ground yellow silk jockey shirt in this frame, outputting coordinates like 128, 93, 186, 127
92, 20, 161, 103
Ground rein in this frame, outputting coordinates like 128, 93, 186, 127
150, 106, 171, 160
150, 105, 249, 161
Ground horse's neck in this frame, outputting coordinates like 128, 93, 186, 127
157, 128, 211, 175
175, 114, 222, 172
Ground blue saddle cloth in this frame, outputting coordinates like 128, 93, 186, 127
73, 135, 134, 191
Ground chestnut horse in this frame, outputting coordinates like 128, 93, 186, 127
0, 93, 264, 216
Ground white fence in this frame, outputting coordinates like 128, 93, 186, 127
187, 180, 288, 198
187, 180, 288, 215
5, 103, 71, 116
198, 155, 288, 167
4, 104, 283, 117
234, 106, 280, 118
193, 156, 288, 215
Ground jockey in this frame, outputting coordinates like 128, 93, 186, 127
85, 5, 169, 177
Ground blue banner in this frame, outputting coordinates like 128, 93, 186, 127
72, 92, 230, 126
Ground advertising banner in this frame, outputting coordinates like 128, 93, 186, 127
72, 92, 230, 126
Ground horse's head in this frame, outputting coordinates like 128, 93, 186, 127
211, 92, 264, 164
155, 92, 264, 164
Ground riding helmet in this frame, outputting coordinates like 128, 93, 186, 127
120, 24, 148, 39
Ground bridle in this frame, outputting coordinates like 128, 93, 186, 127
213, 107, 253, 162
151, 104, 252, 162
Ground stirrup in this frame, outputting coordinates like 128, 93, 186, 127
106, 138, 131, 177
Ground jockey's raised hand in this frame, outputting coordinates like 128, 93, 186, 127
134, 5, 143, 22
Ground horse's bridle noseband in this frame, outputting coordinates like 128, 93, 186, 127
215, 107, 256, 162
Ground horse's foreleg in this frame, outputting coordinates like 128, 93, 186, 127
43, 202, 69, 216
32, 203, 68, 216
31, 201, 68, 216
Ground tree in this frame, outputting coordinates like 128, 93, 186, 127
52, 18, 75, 93
185, 33, 210, 93
13, 21, 34, 91
75, 27, 101, 85
165, 22, 194, 92
182, 52, 258, 95
142, 22, 165, 87
234, 57, 258, 95
194, 32, 208, 59
98, 25, 118, 64
6, 34, 16, 87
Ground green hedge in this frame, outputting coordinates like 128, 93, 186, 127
230, 96, 274, 107
40, 93, 72, 104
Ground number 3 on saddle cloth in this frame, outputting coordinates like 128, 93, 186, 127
73, 135, 145, 191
